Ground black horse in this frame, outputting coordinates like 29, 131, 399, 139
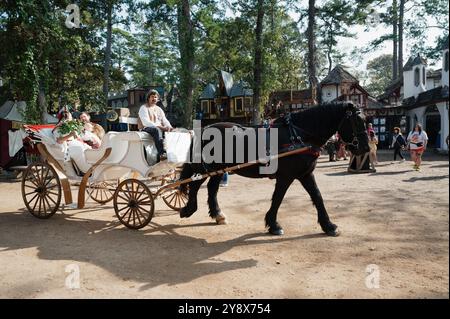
179, 102, 369, 236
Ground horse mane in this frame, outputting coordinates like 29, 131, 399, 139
274, 102, 351, 144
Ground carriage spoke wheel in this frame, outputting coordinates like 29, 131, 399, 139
161, 186, 189, 211
21, 162, 61, 219
160, 170, 189, 211
88, 180, 116, 204
113, 179, 154, 229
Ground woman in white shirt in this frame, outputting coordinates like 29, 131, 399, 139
138, 90, 173, 161
407, 123, 428, 171
52, 110, 91, 174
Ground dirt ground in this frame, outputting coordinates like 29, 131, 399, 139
0, 150, 448, 299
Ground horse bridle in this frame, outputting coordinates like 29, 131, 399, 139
337, 109, 366, 148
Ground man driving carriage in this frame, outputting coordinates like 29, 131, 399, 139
138, 89, 173, 161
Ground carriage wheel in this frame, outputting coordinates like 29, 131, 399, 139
113, 179, 154, 229
161, 186, 189, 211
21, 162, 62, 219
88, 180, 116, 204
160, 170, 189, 211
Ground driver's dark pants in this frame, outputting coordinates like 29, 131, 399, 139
142, 126, 164, 158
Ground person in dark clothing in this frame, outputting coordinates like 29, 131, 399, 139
390, 127, 406, 162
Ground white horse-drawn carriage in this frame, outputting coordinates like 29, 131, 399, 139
21, 125, 192, 229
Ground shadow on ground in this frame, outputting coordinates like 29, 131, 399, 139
0, 210, 321, 291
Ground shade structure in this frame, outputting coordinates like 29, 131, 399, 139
0, 101, 58, 124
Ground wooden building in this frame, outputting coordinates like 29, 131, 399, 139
198, 71, 253, 125
320, 64, 370, 108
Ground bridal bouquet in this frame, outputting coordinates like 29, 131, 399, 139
57, 119, 84, 136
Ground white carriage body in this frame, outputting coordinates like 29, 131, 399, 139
31, 128, 192, 183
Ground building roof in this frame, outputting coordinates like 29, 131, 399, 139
366, 96, 388, 109
220, 70, 234, 96
269, 89, 313, 103
108, 91, 128, 100
199, 83, 216, 100
427, 69, 442, 79
403, 54, 427, 71
377, 77, 403, 100
230, 80, 253, 97
402, 86, 449, 109
320, 65, 358, 85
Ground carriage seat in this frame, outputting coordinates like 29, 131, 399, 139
33, 128, 66, 162
85, 131, 157, 166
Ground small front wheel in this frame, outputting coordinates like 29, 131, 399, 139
88, 180, 116, 204
113, 179, 154, 229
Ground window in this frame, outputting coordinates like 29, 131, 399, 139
210, 101, 217, 114
129, 93, 134, 106
235, 98, 243, 113
414, 67, 420, 87
351, 95, 360, 105
445, 51, 449, 72
201, 100, 209, 114
244, 97, 253, 112
422, 67, 426, 85
139, 93, 145, 103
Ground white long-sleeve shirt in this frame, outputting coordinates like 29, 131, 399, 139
138, 104, 172, 129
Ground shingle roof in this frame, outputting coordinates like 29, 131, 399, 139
320, 65, 358, 85
230, 80, 253, 97
403, 54, 427, 71
377, 77, 403, 100
427, 69, 442, 79
402, 86, 449, 108
199, 83, 216, 100
269, 89, 313, 103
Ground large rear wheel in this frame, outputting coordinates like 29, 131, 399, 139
21, 162, 61, 219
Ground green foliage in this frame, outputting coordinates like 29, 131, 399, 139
57, 119, 85, 135
366, 54, 394, 97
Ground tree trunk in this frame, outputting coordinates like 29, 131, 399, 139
38, 81, 46, 123
392, 0, 398, 80
307, 0, 317, 100
398, 0, 405, 79
252, 0, 265, 125
103, 2, 113, 111
327, 24, 333, 73
177, 0, 194, 128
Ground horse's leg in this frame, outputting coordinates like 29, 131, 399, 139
180, 178, 205, 218
207, 175, 227, 225
265, 176, 295, 235
298, 173, 340, 236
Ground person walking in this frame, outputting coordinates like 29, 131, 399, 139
368, 131, 378, 164
390, 127, 406, 162
407, 123, 428, 171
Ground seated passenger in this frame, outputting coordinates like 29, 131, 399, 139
79, 112, 102, 149
138, 89, 173, 161
53, 108, 91, 174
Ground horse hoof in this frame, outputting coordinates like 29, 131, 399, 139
326, 229, 341, 237
215, 213, 227, 225
180, 207, 194, 218
269, 227, 284, 236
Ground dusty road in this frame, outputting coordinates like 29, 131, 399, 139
0, 150, 448, 298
